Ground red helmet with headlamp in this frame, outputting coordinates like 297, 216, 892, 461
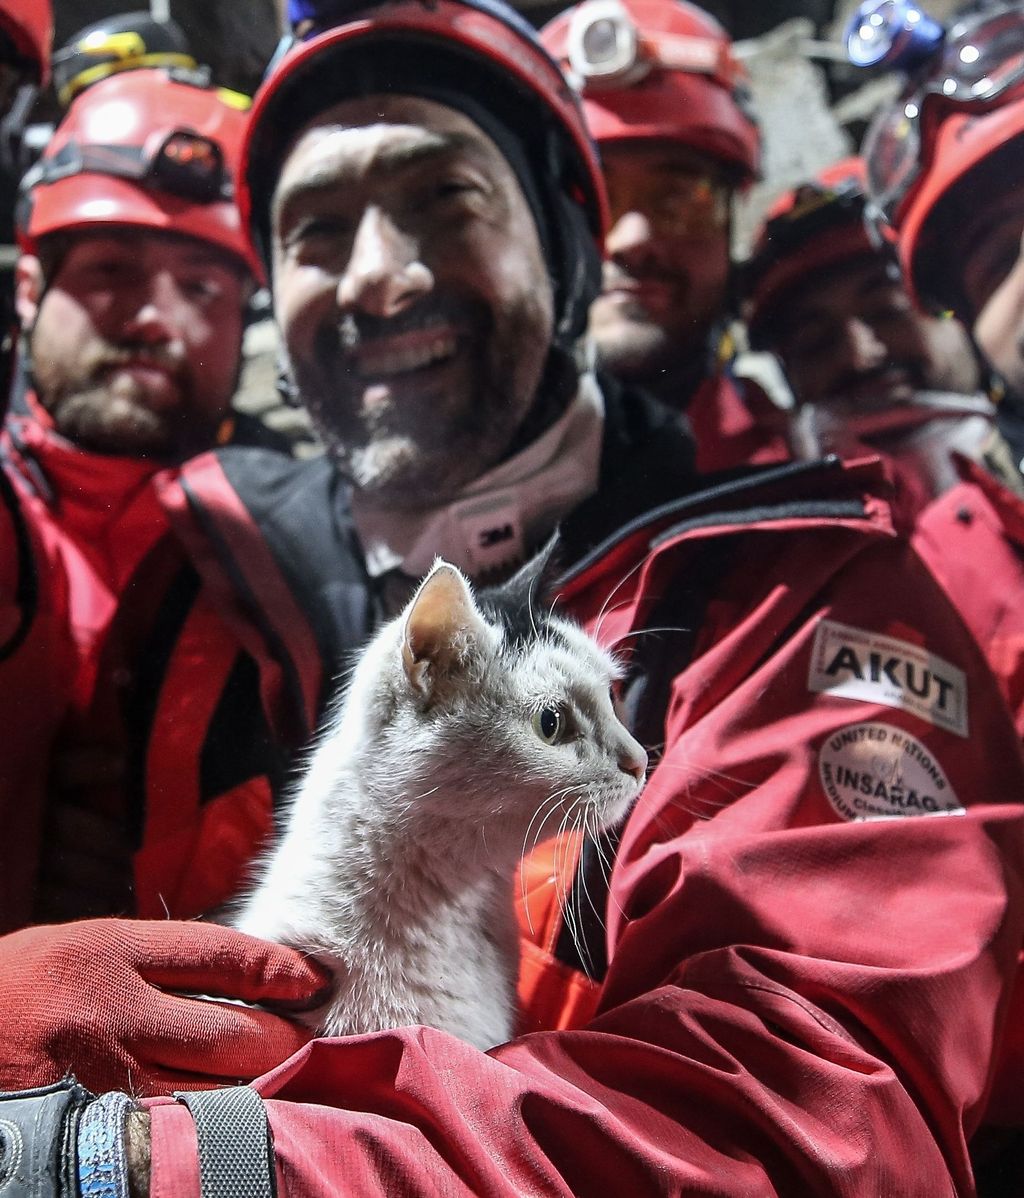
849, 0, 1024, 312
16, 67, 262, 283
540, 0, 760, 184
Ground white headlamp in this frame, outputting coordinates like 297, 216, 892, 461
565, 0, 730, 91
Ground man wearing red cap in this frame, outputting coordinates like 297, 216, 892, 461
541, 0, 787, 472
0, 66, 327, 1080
744, 157, 1008, 525
1, 1, 1023, 1195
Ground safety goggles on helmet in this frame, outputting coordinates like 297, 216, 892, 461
606, 165, 729, 237
561, 0, 740, 91
848, 2, 1024, 224
20, 129, 231, 204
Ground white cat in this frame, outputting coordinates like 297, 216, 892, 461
234, 557, 647, 1050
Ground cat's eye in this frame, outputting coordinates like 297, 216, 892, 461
532, 706, 563, 744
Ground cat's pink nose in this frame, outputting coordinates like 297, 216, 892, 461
619, 746, 648, 782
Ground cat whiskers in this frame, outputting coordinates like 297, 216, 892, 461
591, 556, 652, 645
608, 625, 692, 652
552, 795, 590, 966
519, 784, 588, 936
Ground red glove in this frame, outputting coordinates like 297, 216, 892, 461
0, 919, 330, 1095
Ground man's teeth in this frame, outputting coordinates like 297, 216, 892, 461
356, 334, 456, 378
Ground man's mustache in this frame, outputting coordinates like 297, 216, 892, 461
601, 262, 686, 291
320, 298, 485, 359
826, 361, 926, 404
84, 342, 187, 382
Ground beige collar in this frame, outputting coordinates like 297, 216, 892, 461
351, 373, 605, 582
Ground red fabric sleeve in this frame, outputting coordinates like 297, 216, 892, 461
148, 521, 1024, 1195
143, 806, 1022, 1196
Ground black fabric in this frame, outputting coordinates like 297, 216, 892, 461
201, 651, 289, 808
121, 561, 202, 846
211, 449, 374, 669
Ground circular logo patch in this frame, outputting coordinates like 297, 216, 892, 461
818, 721, 964, 822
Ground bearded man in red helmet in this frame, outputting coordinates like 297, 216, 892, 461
0, 0, 1023, 1194
541, 0, 787, 472
0, 67, 327, 1074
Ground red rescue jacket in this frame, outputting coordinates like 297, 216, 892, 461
686, 372, 789, 475
0, 461, 74, 932
137, 455, 1024, 1195
914, 456, 1024, 736
1, 411, 285, 920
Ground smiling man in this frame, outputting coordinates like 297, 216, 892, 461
272, 96, 558, 508
540, 0, 787, 473
744, 158, 1012, 523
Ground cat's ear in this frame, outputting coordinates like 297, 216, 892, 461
492, 533, 565, 613
402, 562, 488, 700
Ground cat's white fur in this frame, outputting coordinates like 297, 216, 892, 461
234, 559, 646, 1050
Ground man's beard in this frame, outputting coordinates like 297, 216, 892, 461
31, 337, 211, 460
590, 275, 709, 386
289, 297, 546, 510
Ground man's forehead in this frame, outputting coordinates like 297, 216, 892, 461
602, 139, 728, 179
788, 253, 901, 316
277, 94, 505, 187
58, 227, 238, 269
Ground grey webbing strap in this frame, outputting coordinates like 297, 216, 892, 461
173, 1088, 274, 1198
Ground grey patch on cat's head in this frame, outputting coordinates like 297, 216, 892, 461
476, 535, 566, 652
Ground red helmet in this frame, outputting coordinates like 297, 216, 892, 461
890, 99, 1024, 313
17, 67, 262, 282
745, 157, 880, 346
857, 3, 1024, 313
540, 0, 759, 184
0, 0, 52, 86
241, 0, 606, 344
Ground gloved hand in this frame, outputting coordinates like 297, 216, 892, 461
0, 919, 330, 1096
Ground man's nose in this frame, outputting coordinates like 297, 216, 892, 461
123, 273, 187, 343
838, 316, 887, 372
605, 209, 657, 263
336, 206, 433, 317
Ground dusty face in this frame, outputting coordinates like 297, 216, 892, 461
588, 141, 732, 394
777, 253, 979, 421
21, 230, 248, 460
271, 95, 555, 509
961, 192, 1024, 395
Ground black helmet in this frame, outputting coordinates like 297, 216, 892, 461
51, 11, 199, 108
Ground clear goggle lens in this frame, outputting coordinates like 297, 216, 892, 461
858, 5, 1024, 220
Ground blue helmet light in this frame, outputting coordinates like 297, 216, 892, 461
845, 0, 945, 71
